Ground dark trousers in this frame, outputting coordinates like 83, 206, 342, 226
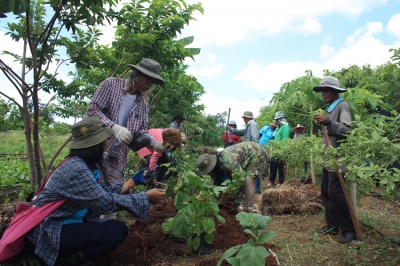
58, 220, 128, 261
321, 168, 355, 233
269, 159, 285, 184
144, 154, 170, 182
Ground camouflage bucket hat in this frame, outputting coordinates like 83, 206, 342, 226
70, 117, 112, 149
196, 154, 217, 176
128, 58, 165, 85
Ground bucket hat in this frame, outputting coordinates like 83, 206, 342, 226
228, 120, 236, 126
70, 117, 112, 149
242, 111, 254, 119
270, 120, 278, 127
196, 154, 217, 176
128, 58, 165, 85
313, 76, 346, 93
274, 111, 285, 120
294, 124, 307, 132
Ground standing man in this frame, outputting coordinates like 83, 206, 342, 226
227, 111, 259, 143
313, 76, 356, 244
86, 58, 175, 188
222, 120, 242, 147
169, 115, 185, 131
267, 111, 291, 187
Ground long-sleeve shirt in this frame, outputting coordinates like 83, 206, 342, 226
26, 157, 150, 266
323, 100, 352, 172
86, 77, 155, 173
274, 124, 291, 142
230, 119, 260, 143
221, 131, 242, 146
137, 128, 164, 171
169, 120, 182, 131
259, 126, 275, 145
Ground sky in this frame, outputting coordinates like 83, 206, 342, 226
1, 0, 400, 127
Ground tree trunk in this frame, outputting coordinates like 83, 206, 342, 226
310, 122, 316, 185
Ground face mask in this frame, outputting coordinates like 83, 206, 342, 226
102, 152, 109, 160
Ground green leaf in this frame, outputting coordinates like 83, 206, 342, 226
192, 235, 200, 250
217, 245, 241, 266
371, 131, 380, 140
216, 214, 226, 224
201, 216, 215, 234
257, 231, 276, 244
235, 243, 269, 265
171, 207, 195, 239
204, 232, 214, 244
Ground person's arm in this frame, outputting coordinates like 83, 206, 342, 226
86, 78, 116, 128
222, 132, 227, 141
249, 123, 260, 142
230, 128, 245, 136
149, 151, 163, 171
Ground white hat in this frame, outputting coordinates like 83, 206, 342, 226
228, 120, 236, 125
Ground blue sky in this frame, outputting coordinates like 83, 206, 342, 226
1, 0, 400, 127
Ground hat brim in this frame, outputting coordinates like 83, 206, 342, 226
242, 116, 254, 119
197, 155, 217, 177
70, 128, 112, 149
294, 126, 306, 132
128, 64, 165, 85
313, 85, 346, 93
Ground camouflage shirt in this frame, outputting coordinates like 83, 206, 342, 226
218, 142, 269, 178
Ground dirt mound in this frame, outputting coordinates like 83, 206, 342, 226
261, 179, 323, 215
94, 197, 279, 266
0, 203, 17, 238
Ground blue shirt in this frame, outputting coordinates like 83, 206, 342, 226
27, 157, 150, 266
259, 126, 275, 145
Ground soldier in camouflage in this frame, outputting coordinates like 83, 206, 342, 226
196, 142, 269, 212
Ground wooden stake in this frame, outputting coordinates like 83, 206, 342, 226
321, 124, 362, 240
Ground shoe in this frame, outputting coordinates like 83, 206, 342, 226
338, 231, 357, 244
266, 183, 275, 187
275, 184, 281, 187
316, 226, 339, 235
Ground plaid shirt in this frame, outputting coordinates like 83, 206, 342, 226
86, 77, 156, 173
26, 157, 150, 266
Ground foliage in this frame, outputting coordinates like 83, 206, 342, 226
221, 171, 246, 197
0, 157, 30, 187
217, 212, 276, 266
162, 149, 227, 251
268, 135, 324, 179
335, 113, 400, 197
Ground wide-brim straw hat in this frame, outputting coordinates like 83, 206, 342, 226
128, 58, 165, 85
196, 154, 217, 176
270, 120, 278, 127
70, 117, 112, 149
313, 76, 346, 93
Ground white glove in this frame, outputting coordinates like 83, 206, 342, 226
154, 141, 176, 153
197, 127, 203, 134
112, 124, 133, 145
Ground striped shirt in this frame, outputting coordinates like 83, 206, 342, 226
86, 77, 156, 173
26, 157, 150, 266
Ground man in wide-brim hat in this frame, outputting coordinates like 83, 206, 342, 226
227, 111, 260, 143
86, 58, 175, 196
313, 76, 356, 244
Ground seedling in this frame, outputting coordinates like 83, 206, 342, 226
217, 212, 276, 266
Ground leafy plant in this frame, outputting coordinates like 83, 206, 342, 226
162, 150, 227, 251
221, 171, 246, 197
217, 212, 276, 266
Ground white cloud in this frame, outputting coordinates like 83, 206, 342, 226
186, 53, 224, 78
236, 22, 394, 95
182, 0, 389, 47
200, 92, 264, 128
386, 13, 400, 38
320, 36, 336, 59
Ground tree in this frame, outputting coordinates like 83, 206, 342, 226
0, 0, 123, 186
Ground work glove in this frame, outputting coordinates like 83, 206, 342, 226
127, 131, 152, 151
154, 141, 176, 153
132, 168, 147, 186
180, 132, 187, 144
112, 124, 133, 145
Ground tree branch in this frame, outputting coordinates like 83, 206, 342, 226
38, 25, 64, 81
47, 135, 72, 171
0, 92, 23, 109
0, 59, 31, 95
